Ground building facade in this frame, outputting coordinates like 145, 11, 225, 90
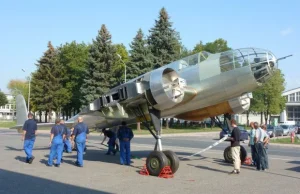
0, 94, 15, 120
280, 87, 300, 125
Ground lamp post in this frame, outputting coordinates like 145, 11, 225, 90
117, 54, 126, 83
21, 69, 31, 113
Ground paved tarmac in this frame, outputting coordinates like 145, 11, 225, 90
1, 128, 300, 194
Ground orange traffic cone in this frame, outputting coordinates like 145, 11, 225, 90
140, 164, 149, 176
158, 166, 174, 179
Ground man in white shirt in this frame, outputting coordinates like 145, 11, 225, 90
254, 122, 269, 171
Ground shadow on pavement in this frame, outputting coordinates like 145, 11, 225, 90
5, 146, 49, 152
0, 168, 112, 194
15, 156, 27, 163
187, 164, 230, 174
265, 171, 300, 180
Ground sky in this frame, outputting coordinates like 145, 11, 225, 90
0, 0, 299, 93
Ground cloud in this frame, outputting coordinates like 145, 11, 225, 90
280, 28, 293, 36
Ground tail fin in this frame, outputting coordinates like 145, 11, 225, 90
15, 94, 28, 126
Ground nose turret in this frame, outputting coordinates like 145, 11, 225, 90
247, 48, 277, 83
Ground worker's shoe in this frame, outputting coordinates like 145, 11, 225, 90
229, 170, 239, 175
54, 164, 60, 167
28, 156, 35, 164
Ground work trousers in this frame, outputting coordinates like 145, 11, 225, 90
48, 137, 63, 166
75, 133, 86, 167
120, 141, 131, 165
231, 146, 241, 171
24, 137, 36, 161
64, 139, 72, 153
263, 147, 269, 169
255, 142, 266, 170
250, 144, 257, 165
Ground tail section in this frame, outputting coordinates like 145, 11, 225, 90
15, 94, 28, 126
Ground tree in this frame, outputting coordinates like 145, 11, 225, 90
148, 7, 181, 68
250, 70, 286, 124
203, 38, 231, 53
31, 41, 63, 122
57, 41, 89, 118
7, 79, 29, 104
126, 29, 154, 80
0, 91, 8, 106
81, 24, 118, 106
192, 39, 231, 54
112, 43, 129, 84
192, 41, 205, 54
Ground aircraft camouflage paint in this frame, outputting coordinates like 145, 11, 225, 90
12, 48, 278, 176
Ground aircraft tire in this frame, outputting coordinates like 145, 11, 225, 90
146, 151, 168, 176
163, 150, 180, 173
223, 145, 247, 163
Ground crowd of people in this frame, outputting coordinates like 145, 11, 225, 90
228, 119, 270, 174
21, 112, 134, 167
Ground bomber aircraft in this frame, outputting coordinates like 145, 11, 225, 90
12, 48, 278, 176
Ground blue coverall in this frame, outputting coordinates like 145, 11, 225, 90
105, 130, 117, 155
117, 126, 134, 165
72, 122, 89, 167
23, 119, 37, 163
48, 125, 64, 166
63, 127, 72, 153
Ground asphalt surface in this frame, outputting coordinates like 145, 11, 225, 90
1, 128, 300, 194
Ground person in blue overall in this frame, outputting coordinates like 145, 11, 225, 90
21, 112, 37, 164
117, 121, 134, 165
60, 120, 72, 153
101, 128, 117, 155
47, 118, 65, 167
71, 116, 89, 167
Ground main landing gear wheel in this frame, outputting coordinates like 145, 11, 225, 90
146, 151, 168, 176
163, 150, 180, 174
223, 145, 247, 163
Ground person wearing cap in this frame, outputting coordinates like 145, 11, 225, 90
117, 121, 134, 165
21, 112, 37, 164
47, 118, 65, 167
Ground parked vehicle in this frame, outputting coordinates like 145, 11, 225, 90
266, 125, 284, 138
219, 125, 249, 141
279, 124, 297, 136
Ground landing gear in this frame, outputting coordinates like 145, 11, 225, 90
131, 105, 179, 176
223, 146, 247, 163
211, 114, 247, 163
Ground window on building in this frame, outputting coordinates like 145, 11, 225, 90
296, 92, 300, 102
289, 93, 295, 102
5, 105, 9, 109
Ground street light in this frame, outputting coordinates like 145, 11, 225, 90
117, 54, 126, 83
21, 69, 31, 113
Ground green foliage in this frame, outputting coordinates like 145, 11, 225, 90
31, 41, 64, 119
81, 24, 118, 106
112, 43, 129, 84
0, 91, 8, 106
148, 7, 181, 68
126, 29, 154, 80
7, 79, 29, 103
192, 38, 231, 54
57, 41, 89, 114
250, 70, 286, 124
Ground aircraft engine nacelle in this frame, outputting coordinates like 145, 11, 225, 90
145, 67, 186, 110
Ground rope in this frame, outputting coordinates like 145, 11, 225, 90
180, 135, 229, 160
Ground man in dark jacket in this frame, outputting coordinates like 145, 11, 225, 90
117, 121, 134, 165
227, 119, 241, 174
